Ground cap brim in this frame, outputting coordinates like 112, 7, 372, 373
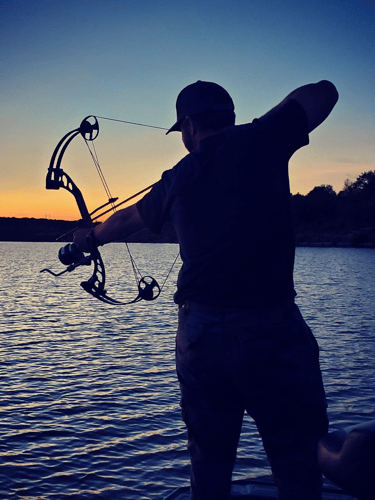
166, 118, 183, 135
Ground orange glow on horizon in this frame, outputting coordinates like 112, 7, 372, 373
1, 157, 373, 221
0, 183, 154, 221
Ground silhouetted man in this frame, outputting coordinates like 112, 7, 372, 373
74, 79, 339, 500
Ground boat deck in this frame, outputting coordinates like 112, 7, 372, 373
164, 476, 358, 500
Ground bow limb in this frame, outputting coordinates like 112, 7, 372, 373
43, 116, 110, 302
46, 116, 100, 224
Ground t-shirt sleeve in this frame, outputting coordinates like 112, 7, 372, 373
256, 98, 310, 158
136, 166, 176, 233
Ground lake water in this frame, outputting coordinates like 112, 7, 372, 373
1, 243, 375, 499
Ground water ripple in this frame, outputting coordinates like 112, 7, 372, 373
1, 243, 375, 498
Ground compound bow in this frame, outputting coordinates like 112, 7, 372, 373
40, 115, 169, 305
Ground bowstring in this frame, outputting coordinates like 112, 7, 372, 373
83, 115, 179, 295
84, 139, 113, 202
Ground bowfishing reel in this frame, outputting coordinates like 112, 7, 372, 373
41, 243, 92, 277
58, 243, 85, 266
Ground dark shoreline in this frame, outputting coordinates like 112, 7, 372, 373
1, 217, 375, 248
294, 230, 375, 249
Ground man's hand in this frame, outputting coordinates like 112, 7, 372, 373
73, 228, 98, 253
73, 203, 147, 252
262, 80, 339, 134
290, 80, 339, 133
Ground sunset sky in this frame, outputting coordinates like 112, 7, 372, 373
1, 0, 374, 221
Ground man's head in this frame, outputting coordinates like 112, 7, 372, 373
167, 81, 235, 151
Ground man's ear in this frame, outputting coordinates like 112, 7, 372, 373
185, 116, 197, 136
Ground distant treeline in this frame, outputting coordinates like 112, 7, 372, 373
292, 170, 375, 247
0, 217, 178, 244
2, 171, 375, 247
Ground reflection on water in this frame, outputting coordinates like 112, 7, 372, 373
0, 243, 375, 499
294, 247, 375, 427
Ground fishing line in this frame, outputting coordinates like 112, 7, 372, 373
95, 116, 169, 131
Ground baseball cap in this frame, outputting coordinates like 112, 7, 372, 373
166, 80, 235, 134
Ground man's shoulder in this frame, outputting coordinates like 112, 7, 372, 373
257, 99, 308, 128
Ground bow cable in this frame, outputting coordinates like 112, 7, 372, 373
83, 134, 148, 289
83, 115, 179, 295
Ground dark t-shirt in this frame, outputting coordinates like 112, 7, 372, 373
137, 99, 309, 306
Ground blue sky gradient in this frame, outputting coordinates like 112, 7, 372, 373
1, 0, 374, 219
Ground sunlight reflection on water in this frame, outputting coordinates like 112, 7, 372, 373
0, 243, 375, 499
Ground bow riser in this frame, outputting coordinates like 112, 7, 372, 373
46, 167, 91, 224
